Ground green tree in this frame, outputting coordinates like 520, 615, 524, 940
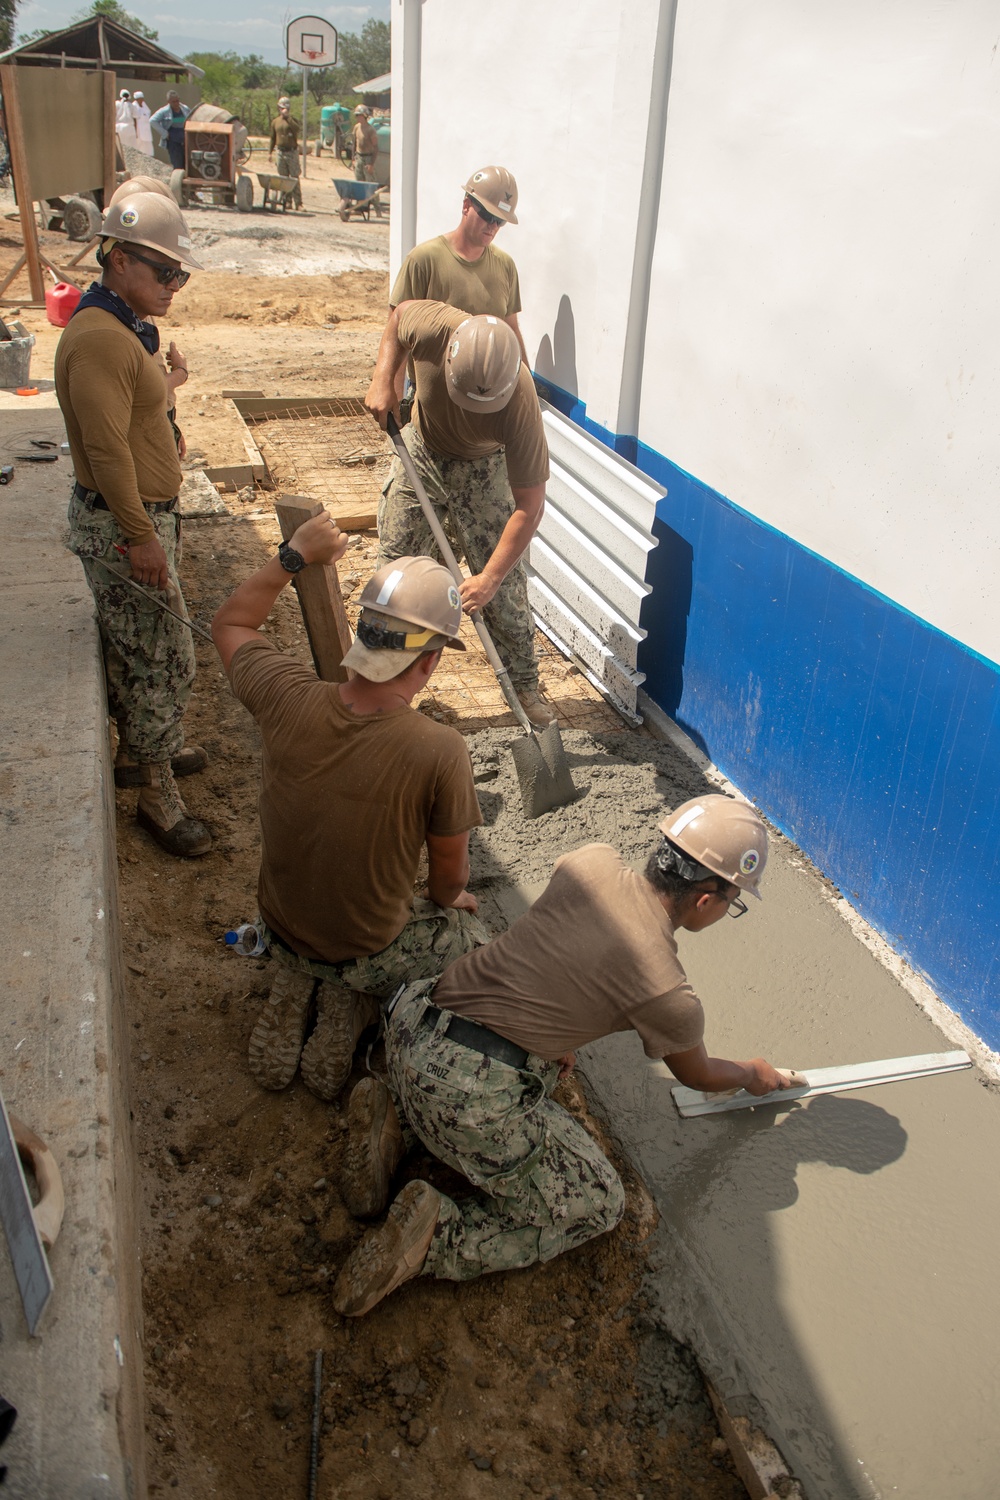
0, 0, 18, 53
71, 0, 159, 42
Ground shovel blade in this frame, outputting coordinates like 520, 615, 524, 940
511, 722, 578, 819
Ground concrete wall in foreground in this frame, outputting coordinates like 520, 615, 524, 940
391, 0, 1000, 1051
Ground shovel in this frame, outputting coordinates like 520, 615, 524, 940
386, 414, 578, 819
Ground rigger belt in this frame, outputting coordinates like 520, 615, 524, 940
73, 479, 177, 515
422, 1005, 529, 1071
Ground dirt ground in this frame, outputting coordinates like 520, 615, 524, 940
4, 198, 747, 1500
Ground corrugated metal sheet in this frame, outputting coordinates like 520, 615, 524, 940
526, 403, 663, 719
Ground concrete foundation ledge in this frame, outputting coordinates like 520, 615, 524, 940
0, 405, 146, 1499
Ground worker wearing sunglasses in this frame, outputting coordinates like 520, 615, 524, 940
55, 190, 213, 859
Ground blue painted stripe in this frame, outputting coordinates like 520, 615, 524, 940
534, 376, 1000, 1051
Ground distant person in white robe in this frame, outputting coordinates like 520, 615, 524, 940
115, 89, 138, 153
132, 91, 154, 156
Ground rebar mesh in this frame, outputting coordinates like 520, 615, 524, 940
245, 399, 391, 511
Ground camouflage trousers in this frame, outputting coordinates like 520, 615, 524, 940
353, 152, 376, 182
260, 897, 488, 1001
385, 983, 625, 1282
377, 423, 539, 692
275, 150, 303, 206
66, 490, 195, 763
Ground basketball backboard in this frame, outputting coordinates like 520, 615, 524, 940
286, 15, 339, 67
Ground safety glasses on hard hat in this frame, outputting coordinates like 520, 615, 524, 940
121, 246, 191, 288
470, 198, 503, 228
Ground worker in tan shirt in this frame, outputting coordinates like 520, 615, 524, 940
366, 300, 558, 728
55, 191, 210, 858
269, 97, 302, 208
333, 795, 793, 1316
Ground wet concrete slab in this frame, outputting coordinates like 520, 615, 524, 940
574, 834, 1000, 1500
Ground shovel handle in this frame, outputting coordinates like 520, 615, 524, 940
385, 414, 535, 737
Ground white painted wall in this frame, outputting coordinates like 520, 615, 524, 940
393, 0, 1000, 666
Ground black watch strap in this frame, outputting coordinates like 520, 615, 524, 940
278, 541, 306, 574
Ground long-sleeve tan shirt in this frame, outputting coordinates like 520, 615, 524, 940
270, 115, 299, 152
55, 308, 182, 544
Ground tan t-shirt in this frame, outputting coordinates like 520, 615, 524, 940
55, 308, 182, 544
391, 237, 522, 319
398, 300, 549, 488
230, 639, 483, 963
432, 844, 706, 1062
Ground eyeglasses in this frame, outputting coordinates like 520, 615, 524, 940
470, 198, 503, 228
726, 895, 749, 919
121, 247, 190, 288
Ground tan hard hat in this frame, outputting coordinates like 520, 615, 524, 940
100, 193, 203, 271
462, 165, 518, 225
658, 795, 769, 898
446, 315, 521, 414
109, 176, 173, 207
341, 557, 467, 682
354, 105, 367, 115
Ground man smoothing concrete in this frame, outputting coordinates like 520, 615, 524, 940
367, 303, 558, 729
390, 166, 525, 361
211, 521, 488, 1101
56, 191, 211, 858
333, 795, 793, 1316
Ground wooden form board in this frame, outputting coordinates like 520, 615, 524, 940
274, 497, 353, 683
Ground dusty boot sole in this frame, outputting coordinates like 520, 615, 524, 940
116, 745, 209, 788
333, 1180, 440, 1318
341, 1078, 405, 1219
136, 802, 212, 857
248, 967, 317, 1090
300, 986, 380, 1102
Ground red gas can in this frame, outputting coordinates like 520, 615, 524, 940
46, 281, 82, 327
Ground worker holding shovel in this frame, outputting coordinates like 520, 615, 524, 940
367, 301, 559, 730
212, 526, 488, 1102
333, 794, 793, 1316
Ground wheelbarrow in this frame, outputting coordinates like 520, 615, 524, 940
256, 172, 299, 212
333, 178, 384, 222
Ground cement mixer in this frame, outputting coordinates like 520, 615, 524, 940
170, 102, 253, 211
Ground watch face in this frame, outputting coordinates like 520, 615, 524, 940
279, 542, 306, 574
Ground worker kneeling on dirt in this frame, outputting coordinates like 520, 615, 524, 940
55, 191, 211, 858
367, 302, 558, 731
332, 795, 793, 1318
211, 521, 488, 1101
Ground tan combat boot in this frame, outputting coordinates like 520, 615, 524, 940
332, 1180, 441, 1317
300, 983, 380, 1101
340, 1078, 405, 1219
116, 743, 208, 788
248, 964, 317, 1090
516, 685, 559, 728
136, 761, 212, 857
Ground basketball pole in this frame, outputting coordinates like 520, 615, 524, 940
301, 62, 308, 177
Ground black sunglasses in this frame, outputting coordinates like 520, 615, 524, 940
470, 198, 503, 228
121, 246, 190, 288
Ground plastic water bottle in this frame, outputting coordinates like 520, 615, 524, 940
224, 923, 267, 957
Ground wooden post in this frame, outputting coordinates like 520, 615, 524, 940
102, 70, 117, 210
0, 65, 46, 304
274, 497, 353, 683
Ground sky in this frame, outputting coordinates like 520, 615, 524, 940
13, 0, 389, 64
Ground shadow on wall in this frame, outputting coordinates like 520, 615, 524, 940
637, 511, 699, 750
534, 294, 579, 395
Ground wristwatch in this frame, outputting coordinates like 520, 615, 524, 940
278, 541, 307, 574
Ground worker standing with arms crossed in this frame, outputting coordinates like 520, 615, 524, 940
55, 192, 211, 857
366, 303, 559, 729
333, 796, 793, 1316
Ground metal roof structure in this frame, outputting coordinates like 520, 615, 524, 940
352, 72, 391, 94
0, 17, 203, 80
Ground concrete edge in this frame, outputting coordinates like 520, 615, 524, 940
0, 413, 146, 1499
636, 689, 1000, 1085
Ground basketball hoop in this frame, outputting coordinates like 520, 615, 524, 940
286, 16, 338, 68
